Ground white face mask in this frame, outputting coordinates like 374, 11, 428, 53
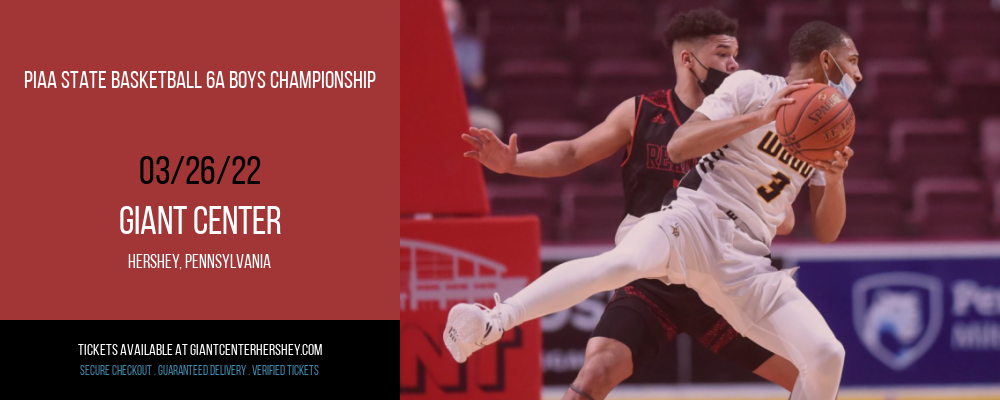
823, 53, 857, 99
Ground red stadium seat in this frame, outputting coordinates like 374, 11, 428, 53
560, 183, 625, 242
846, 1, 923, 59
981, 118, 1000, 183
492, 59, 576, 123
855, 59, 937, 120
909, 177, 990, 237
841, 178, 905, 238
579, 58, 669, 126
479, 2, 566, 74
567, 0, 656, 67
943, 56, 1000, 121
487, 182, 557, 241
889, 118, 975, 184
741, 0, 816, 25
928, 0, 1000, 62
461, 0, 1000, 243
993, 180, 1000, 234
844, 119, 888, 179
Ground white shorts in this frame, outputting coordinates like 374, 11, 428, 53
620, 189, 798, 334
614, 213, 643, 246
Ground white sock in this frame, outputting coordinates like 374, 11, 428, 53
493, 302, 524, 331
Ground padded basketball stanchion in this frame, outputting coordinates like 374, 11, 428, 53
400, 0, 541, 399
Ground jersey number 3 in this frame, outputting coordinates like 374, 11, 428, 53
757, 171, 790, 203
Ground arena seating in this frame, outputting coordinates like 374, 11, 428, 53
455, 0, 1000, 242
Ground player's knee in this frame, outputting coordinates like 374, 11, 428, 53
575, 344, 632, 395
812, 339, 845, 376
576, 360, 615, 390
581, 352, 630, 381
574, 363, 624, 398
830, 340, 846, 367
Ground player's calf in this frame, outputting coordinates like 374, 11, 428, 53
752, 355, 798, 392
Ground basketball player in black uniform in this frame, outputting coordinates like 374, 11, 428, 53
460, 8, 797, 400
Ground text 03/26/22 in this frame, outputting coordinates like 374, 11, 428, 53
140, 156, 260, 184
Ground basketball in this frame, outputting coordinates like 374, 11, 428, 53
775, 83, 855, 164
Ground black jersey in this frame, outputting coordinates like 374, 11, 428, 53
621, 89, 698, 218
621, 89, 718, 319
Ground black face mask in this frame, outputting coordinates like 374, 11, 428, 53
689, 54, 730, 96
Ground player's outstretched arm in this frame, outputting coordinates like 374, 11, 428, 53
668, 111, 768, 163
668, 79, 813, 163
461, 99, 633, 177
808, 147, 854, 244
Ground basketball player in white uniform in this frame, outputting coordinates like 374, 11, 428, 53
445, 21, 861, 400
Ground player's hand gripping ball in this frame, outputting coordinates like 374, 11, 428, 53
775, 83, 855, 165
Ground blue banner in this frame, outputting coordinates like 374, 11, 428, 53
796, 257, 1000, 385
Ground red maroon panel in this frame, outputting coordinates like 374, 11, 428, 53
401, 0, 489, 216
400, 216, 540, 400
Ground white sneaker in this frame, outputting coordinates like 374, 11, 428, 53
443, 293, 512, 363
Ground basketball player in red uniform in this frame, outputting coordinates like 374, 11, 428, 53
460, 9, 796, 400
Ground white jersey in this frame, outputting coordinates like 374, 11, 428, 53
679, 70, 826, 245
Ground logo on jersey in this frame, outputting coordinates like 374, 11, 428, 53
646, 144, 694, 173
853, 272, 943, 371
756, 131, 815, 178
671, 223, 680, 237
651, 114, 667, 124
696, 146, 728, 173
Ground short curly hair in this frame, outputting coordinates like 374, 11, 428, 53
788, 21, 851, 64
662, 8, 738, 48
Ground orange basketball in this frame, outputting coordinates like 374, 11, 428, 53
775, 83, 855, 164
